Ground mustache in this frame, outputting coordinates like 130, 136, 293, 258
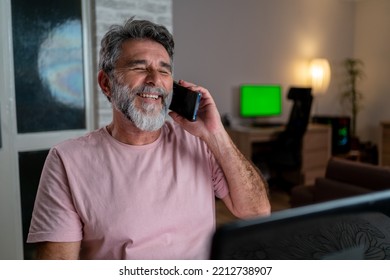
132, 85, 169, 97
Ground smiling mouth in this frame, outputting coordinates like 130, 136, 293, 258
137, 93, 161, 100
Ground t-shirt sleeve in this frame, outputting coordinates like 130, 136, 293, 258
27, 147, 83, 243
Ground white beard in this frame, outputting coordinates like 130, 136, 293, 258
111, 80, 172, 131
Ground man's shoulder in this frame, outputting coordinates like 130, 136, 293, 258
163, 121, 209, 153
53, 127, 107, 152
164, 120, 196, 139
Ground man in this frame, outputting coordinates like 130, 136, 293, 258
27, 18, 270, 259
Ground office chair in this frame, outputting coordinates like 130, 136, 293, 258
256, 87, 313, 190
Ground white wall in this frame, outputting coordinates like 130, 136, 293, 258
354, 0, 390, 143
172, 0, 390, 144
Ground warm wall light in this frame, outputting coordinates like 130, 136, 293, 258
310, 58, 331, 95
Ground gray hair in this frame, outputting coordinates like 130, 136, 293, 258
98, 17, 175, 75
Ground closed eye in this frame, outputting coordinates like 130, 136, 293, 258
131, 66, 147, 71
159, 69, 171, 76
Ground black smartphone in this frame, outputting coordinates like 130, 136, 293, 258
169, 81, 202, 121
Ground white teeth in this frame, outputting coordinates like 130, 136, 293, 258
139, 93, 159, 100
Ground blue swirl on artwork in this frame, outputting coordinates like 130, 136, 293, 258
38, 19, 84, 109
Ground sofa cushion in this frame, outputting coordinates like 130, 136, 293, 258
314, 177, 372, 202
325, 158, 390, 191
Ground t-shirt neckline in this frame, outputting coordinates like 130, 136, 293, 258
102, 125, 164, 151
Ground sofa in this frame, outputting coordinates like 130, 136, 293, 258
290, 157, 390, 207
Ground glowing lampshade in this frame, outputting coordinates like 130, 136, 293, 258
310, 59, 331, 95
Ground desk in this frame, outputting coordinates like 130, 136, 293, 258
227, 124, 332, 185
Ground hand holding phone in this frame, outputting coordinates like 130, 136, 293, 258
169, 81, 202, 122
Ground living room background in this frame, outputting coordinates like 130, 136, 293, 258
1, 0, 389, 260
172, 0, 390, 145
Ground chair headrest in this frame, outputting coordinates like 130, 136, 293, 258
288, 87, 313, 100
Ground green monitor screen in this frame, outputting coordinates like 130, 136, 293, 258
240, 84, 282, 117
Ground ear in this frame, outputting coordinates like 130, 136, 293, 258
98, 70, 112, 100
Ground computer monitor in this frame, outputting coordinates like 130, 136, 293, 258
240, 84, 282, 118
210, 190, 390, 259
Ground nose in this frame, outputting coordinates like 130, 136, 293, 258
144, 69, 160, 86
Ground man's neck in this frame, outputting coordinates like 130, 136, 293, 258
107, 112, 161, 145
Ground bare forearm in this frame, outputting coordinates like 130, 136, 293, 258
205, 129, 271, 218
36, 241, 81, 260
168, 81, 270, 217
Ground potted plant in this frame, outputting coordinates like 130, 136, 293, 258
341, 58, 365, 142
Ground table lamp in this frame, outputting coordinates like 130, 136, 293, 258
310, 58, 331, 96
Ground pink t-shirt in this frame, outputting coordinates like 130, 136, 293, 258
27, 121, 229, 259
